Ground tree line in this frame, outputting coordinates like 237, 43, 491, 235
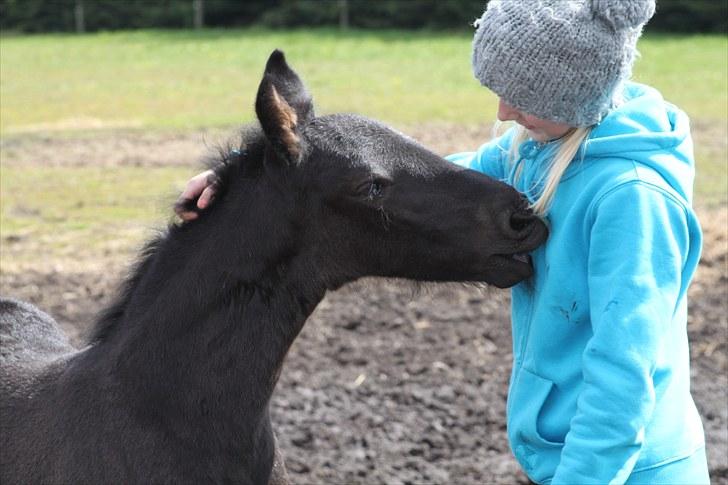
1, 0, 726, 34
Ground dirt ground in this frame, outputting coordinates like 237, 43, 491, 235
1, 126, 726, 484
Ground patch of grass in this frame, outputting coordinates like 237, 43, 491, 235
635, 35, 728, 123
0, 30, 725, 268
0, 165, 194, 269
1, 30, 726, 133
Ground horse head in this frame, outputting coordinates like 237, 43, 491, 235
246, 50, 547, 289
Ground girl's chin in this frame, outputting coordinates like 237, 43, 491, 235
526, 129, 549, 142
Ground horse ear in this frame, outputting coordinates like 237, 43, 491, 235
255, 50, 314, 164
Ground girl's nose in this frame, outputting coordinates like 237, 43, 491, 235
497, 98, 519, 122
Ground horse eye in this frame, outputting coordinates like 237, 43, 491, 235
368, 181, 384, 199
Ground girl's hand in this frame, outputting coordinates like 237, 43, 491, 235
175, 169, 218, 221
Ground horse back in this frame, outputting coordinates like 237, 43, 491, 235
1, 297, 75, 403
0, 297, 74, 364
0, 298, 77, 482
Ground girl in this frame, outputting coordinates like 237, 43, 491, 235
177, 0, 709, 482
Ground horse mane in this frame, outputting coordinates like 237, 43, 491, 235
87, 124, 267, 345
87, 236, 163, 344
202, 124, 267, 201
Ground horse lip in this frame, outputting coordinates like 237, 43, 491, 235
488, 253, 532, 269
487, 227, 546, 285
484, 221, 546, 274
485, 254, 534, 288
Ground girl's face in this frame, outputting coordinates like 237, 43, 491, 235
497, 98, 575, 142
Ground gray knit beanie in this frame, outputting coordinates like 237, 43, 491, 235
472, 0, 656, 127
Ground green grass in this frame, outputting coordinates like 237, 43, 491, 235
1, 29, 726, 132
0, 165, 194, 268
0, 30, 726, 269
634, 35, 728, 124
0, 165, 189, 231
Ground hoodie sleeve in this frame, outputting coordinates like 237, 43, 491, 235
445, 129, 514, 181
552, 180, 694, 484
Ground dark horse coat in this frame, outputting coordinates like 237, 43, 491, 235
0, 51, 547, 484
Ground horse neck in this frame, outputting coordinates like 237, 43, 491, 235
89, 172, 327, 438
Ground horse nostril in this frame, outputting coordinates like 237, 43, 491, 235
509, 212, 535, 233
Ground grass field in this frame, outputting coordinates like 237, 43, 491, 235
0, 163, 191, 269
1, 29, 726, 270
1, 29, 726, 131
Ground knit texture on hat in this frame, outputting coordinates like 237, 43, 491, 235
472, 0, 655, 127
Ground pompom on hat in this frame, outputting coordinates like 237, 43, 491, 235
471, 0, 656, 127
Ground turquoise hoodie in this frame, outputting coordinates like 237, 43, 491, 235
448, 83, 705, 484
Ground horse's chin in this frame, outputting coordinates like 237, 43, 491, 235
483, 254, 534, 288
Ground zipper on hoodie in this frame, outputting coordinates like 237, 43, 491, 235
507, 283, 537, 424
509, 140, 547, 374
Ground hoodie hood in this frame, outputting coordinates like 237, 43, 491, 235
584, 82, 695, 203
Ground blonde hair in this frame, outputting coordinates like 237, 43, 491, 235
499, 124, 592, 216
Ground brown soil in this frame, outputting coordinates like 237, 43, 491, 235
1, 126, 726, 484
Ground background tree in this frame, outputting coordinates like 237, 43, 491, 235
0, 0, 725, 34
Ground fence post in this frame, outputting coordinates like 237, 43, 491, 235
339, 0, 349, 30
193, 0, 204, 29
74, 0, 85, 33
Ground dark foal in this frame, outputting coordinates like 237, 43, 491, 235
0, 51, 547, 484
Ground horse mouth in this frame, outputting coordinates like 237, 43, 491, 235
487, 217, 548, 287
510, 253, 531, 264
485, 252, 534, 288
490, 252, 532, 269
